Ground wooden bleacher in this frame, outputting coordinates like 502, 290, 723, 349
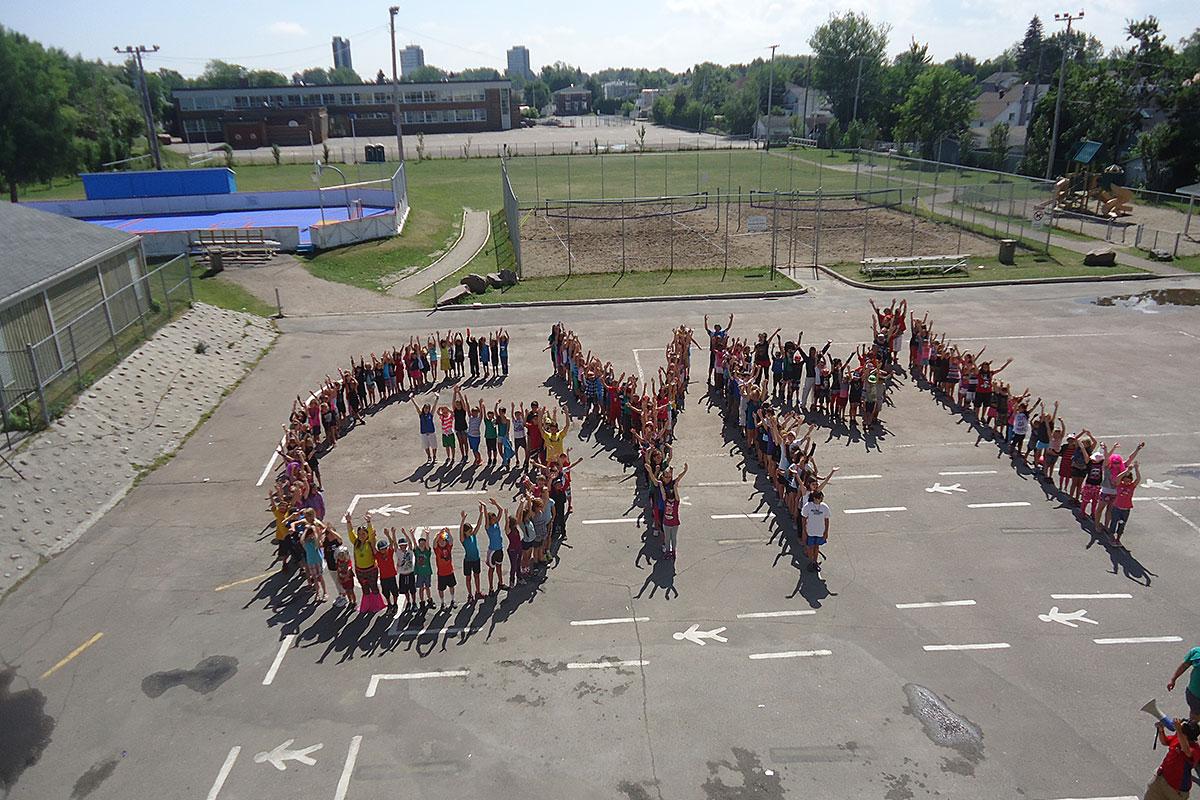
860, 254, 968, 279
189, 230, 280, 265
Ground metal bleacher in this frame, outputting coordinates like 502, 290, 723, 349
189, 229, 280, 265
859, 254, 968, 279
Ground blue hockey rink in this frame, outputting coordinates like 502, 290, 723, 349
82, 206, 393, 248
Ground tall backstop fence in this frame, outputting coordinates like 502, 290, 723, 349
0, 255, 194, 444
500, 159, 523, 276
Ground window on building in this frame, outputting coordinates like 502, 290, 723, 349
339, 93, 358, 105
233, 96, 250, 109
499, 88, 510, 117
322, 93, 336, 105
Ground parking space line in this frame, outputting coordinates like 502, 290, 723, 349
830, 474, 882, 481
567, 660, 649, 669
333, 735, 363, 800
262, 635, 295, 686
205, 746, 241, 800
1093, 636, 1182, 645
425, 489, 488, 496
697, 481, 744, 487
748, 650, 832, 660
967, 502, 1031, 509
711, 512, 773, 520
1157, 502, 1200, 533
582, 517, 641, 525
1047, 795, 1137, 800
843, 506, 907, 514
1051, 593, 1133, 600
737, 610, 817, 619
895, 600, 976, 609
40, 632, 104, 680
717, 537, 765, 545
1135, 496, 1200, 501
939, 470, 998, 476
366, 671, 470, 696
214, 571, 275, 592
923, 642, 1010, 651
391, 626, 477, 638
255, 435, 285, 487
570, 617, 649, 626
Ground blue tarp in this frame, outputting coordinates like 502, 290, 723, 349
81, 168, 237, 200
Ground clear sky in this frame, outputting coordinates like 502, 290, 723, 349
3, 0, 1192, 79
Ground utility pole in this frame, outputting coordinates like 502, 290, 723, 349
802, 56, 812, 138
1045, 10, 1084, 180
388, 6, 406, 162
851, 56, 864, 123
764, 44, 779, 151
114, 45, 162, 170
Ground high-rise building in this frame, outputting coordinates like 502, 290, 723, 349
399, 44, 425, 76
331, 37, 352, 71
506, 45, 533, 81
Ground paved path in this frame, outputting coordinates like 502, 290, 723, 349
387, 208, 490, 298
220, 255, 420, 315
0, 303, 276, 597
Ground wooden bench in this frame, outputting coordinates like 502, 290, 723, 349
860, 254, 968, 279
189, 230, 281, 265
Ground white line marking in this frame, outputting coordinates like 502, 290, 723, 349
717, 537, 765, 545
697, 481, 745, 487
895, 600, 977, 609
205, 746, 241, 800
255, 436, 285, 487
332, 735, 362, 800
967, 501, 1031, 509
1158, 502, 1200, 533
737, 610, 818, 619
1048, 795, 1138, 800
633, 348, 645, 384
1179, 330, 1200, 341
567, 660, 649, 669
830, 474, 882, 481
570, 617, 649, 626
923, 642, 1011, 651
1135, 496, 1200, 502
843, 506, 907, 514
345, 492, 423, 516
391, 626, 476, 639
262, 634, 296, 686
1050, 593, 1133, 600
1095, 431, 1200, 439
939, 470, 998, 476
425, 489, 487, 496
366, 671, 470, 696
1093, 636, 1182, 645
1175, 463, 1200, 468
581, 517, 641, 525
710, 512, 773, 520
953, 332, 1122, 342
748, 649, 832, 660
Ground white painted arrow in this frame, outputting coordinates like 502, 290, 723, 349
679, 495, 692, 507
1143, 478, 1182, 491
1037, 607, 1099, 628
254, 739, 323, 771
924, 482, 967, 495
673, 624, 728, 646
367, 504, 412, 517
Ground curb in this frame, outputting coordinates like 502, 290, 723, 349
434, 286, 807, 311
383, 207, 478, 293
813, 264, 1163, 291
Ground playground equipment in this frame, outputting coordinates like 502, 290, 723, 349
1053, 140, 1133, 218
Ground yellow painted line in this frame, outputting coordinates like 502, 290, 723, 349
41, 632, 104, 680
214, 571, 275, 592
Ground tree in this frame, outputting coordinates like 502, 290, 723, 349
403, 65, 447, 83
0, 28, 76, 201
524, 79, 550, 110
246, 69, 288, 87
1181, 28, 1200, 71
893, 65, 976, 159
809, 11, 890, 125
301, 67, 331, 85
327, 66, 361, 84
987, 122, 1011, 170
720, 87, 759, 135
197, 59, 247, 87
540, 61, 585, 92
1016, 16, 1044, 76
460, 67, 500, 81
878, 38, 931, 138
67, 57, 142, 173
1133, 122, 1171, 191
823, 118, 843, 150
945, 53, 978, 77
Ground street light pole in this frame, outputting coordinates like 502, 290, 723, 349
388, 6, 406, 163
1045, 10, 1084, 180
764, 44, 779, 151
852, 56, 864, 123
114, 45, 162, 170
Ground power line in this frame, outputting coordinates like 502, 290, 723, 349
114, 45, 162, 170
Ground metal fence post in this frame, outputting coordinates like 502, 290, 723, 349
25, 343, 50, 427
66, 325, 83, 388
185, 254, 195, 301
160, 267, 172, 316
813, 187, 823, 269
910, 193, 918, 257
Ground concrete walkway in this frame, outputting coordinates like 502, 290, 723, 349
387, 208, 491, 297
220, 255, 419, 316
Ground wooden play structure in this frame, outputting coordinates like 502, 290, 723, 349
1053, 140, 1134, 219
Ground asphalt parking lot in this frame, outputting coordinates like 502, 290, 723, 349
2, 275, 1199, 800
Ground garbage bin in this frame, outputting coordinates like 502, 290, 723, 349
998, 239, 1017, 265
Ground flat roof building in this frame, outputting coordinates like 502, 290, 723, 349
332, 37, 352, 71
506, 46, 533, 81
399, 45, 424, 76
172, 79, 516, 146
552, 85, 591, 116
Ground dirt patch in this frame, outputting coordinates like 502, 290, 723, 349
520, 196, 996, 277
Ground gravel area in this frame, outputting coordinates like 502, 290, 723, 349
0, 304, 276, 596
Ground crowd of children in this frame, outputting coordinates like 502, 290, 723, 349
547, 322, 694, 558
906, 307, 1146, 548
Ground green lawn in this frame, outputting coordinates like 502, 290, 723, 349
418, 266, 802, 307
188, 263, 278, 317
1164, 253, 1200, 273
827, 246, 1145, 284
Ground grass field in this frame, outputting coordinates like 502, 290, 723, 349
827, 244, 1145, 284
188, 262, 278, 317
416, 266, 800, 307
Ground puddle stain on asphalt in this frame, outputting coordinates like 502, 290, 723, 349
702, 747, 784, 800
140, 655, 238, 698
1093, 288, 1200, 312
70, 757, 119, 799
0, 667, 56, 795
497, 658, 568, 677
617, 779, 656, 800
902, 683, 984, 776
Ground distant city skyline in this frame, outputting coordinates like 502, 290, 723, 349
5, 0, 1193, 81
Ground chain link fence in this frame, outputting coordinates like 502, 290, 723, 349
0, 255, 194, 445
